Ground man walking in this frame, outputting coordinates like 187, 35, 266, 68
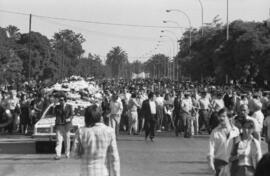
207, 108, 239, 176
72, 104, 120, 176
109, 93, 123, 137
181, 91, 193, 138
141, 92, 157, 141
54, 94, 73, 160
173, 92, 182, 136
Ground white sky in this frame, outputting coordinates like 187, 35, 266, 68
0, 0, 269, 62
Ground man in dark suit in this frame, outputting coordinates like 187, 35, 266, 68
173, 92, 182, 136
54, 94, 73, 160
141, 92, 157, 141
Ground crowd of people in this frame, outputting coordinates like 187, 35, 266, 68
99, 79, 270, 176
1, 78, 270, 175
0, 85, 49, 135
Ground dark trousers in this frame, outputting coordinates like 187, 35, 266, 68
214, 159, 228, 176
144, 115, 157, 139
137, 108, 144, 133
174, 115, 181, 136
209, 112, 219, 132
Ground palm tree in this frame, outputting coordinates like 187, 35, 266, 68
106, 46, 128, 78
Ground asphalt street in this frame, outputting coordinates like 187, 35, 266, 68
0, 133, 268, 176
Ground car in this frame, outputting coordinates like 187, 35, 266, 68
33, 100, 91, 142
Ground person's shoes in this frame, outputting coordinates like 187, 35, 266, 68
54, 156, 61, 160
65, 155, 70, 159
150, 137, 154, 142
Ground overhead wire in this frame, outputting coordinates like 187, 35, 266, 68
0, 9, 187, 29
0, 9, 177, 61
36, 17, 158, 41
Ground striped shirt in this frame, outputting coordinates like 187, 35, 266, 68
72, 123, 120, 176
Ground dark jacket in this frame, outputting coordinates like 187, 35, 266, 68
54, 103, 73, 126
141, 99, 157, 121
173, 97, 182, 117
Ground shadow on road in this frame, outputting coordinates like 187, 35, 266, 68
179, 171, 211, 175
0, 157, 52, 161
160, 160, 207, 164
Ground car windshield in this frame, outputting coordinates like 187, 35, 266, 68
44, 106, 55, 118
44, 105, 86, 118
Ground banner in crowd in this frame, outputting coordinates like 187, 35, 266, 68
131, 72, 150, 79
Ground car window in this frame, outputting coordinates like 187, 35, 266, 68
44, 106, 55, 118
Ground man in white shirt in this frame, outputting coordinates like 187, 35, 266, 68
207, 108, 239, 176
234, 104, 260, 141
181, 92, 193, 138
109, 93, 123, 137
252, 101, 264, 143
4, 89, 20, 133
155, 92, 164, 131
72, 104, 120, 176
199, 91, 212, 134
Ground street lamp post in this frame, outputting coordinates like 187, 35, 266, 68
161, 30, 180, 82
197, 0, 204, 36
166, 9, 192, 47
160, 35, 176, 80
158, 41, 172, 79
226, 0, 229, 40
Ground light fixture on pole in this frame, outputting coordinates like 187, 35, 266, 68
160, 35, 176, 80
161, 29, 180, 82
226, 0, 229, 40
166, 9, 192, 47
197, 0, 204, 36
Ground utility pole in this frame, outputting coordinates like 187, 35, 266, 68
61, 38, 64, 81
28, 14, 32, 82
226, 0, 229, 40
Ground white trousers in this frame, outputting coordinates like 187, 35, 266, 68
191, 112, 199, 135
55, 125, 70, 157
110, 114, 121, 136
128, 111, 138, 134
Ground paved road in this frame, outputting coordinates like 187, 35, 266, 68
0, 134, 268, 176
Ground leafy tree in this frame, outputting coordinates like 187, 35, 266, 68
51, 29, 86, 78
144, 54, 169, 79
75, 53, 105, 78
16, 31, 58, 81
0, 27, 23, 84
175, 19, 270, 84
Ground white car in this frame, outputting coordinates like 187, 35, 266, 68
33, 100, 91, 141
